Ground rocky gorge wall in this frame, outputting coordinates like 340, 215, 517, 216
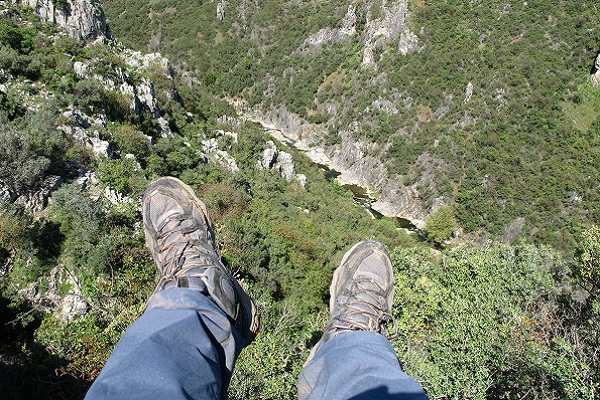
243, 104, 430, 229
227, 0, 430, 228
16, 0, 107, 40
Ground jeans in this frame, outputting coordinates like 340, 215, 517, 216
85, 288, 428, 400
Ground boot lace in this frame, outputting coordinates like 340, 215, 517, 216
330, 277, 398, 339
154, 213, 218, 288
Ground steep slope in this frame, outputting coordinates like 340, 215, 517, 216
1, 2, 599, 399
100, 0, 600, 251
0, 2, 419, 397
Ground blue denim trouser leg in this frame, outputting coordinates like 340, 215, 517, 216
85, 288, 244, 400
298, 331, 429, 400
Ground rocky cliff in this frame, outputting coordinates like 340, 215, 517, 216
19, 0, 107, 40
244, 104, 430, 228
238, 0, 429, 227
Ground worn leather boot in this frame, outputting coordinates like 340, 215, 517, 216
142, 176, 259, 346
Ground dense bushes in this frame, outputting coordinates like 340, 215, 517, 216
0, 107, 68, 192
392, 242, 597, 399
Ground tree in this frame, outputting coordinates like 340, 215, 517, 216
575, 225, 600, 298
424, 205, 458, 243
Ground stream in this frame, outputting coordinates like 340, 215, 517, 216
322, 168, 422, 235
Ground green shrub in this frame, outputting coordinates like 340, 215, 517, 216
575, 225, 600, 297
423, 205, 458, 243
390, 243, 594, 399
109, 123, 150, 160
96, 157, 146, 195
0, 19, 34, 52
0, 127, 50, 192
50, 183, 103, 244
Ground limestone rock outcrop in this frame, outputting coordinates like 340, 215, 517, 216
297, 5, 357, 53
217, 0, 226, 21
73, 51, 175, 138
245, 105, 429, 228
200, 135, 240, 173
0, 175, 63, 213
464, 82, 474, 103
256, 141, 306, 187
294, 0, 419, 66
20, 0, 107, 40
361, 0, 419, 66
23, 265, 87, 322
60, 108, 113, 158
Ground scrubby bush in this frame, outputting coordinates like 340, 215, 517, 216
108, 123, 150, 160
391, 243, 596, 399
575, 225, 600, 298
423, 205, 458, 243
96, 157, 146, 195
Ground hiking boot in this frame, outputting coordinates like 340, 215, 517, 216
142, 176, 259, 346
306, 240, 397, 363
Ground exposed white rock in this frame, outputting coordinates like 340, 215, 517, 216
22, 0, 107, 40
59, 292, 88, 322
494, 88, 509, 107
217, 115, 247, 129
217, 0, 226, 20
72, 54, 173, 138
73, 61, 88, 77
62, 108, 93, 128
592, 53, 600, 89
77, 170, 98, 190
215, 129, 238, 143
124, 51, 175, 79
362, 0, 418, 66
232, 0, 258, 33
464, 81, 474, 103
213, 150, 240, 172
257, 140, 278, 169
275, 152, 295, 181
135, 77, 160, 119
296, 174, 307, 188
295, 1, 417, 63
371, 97, 398, 115
103, 186, 135, 206
256, 141, 304, 186
13, 175, 63, 213
246, 106, 428, 227
201, 138, 239, 172
243, 104, 326, 151
0, 181, 13, 202
157, 117, 172, 138
24, 265, 87, 322
60, 108, 115, 158
133, 76, 172, 137
201, 138, 220, 153
297, 5, 357, 52
398, 28, 419, 55
87, 133, 113, 157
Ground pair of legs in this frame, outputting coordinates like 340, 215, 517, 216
85, 177, 428, 400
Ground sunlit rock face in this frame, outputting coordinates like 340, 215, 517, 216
22, 0, 108, 40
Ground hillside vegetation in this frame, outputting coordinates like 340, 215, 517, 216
0, 2, 599, 400
101, 0, 600, 252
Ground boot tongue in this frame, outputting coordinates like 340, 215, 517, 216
149, 192, 184, 228
352, 252, 388, 286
